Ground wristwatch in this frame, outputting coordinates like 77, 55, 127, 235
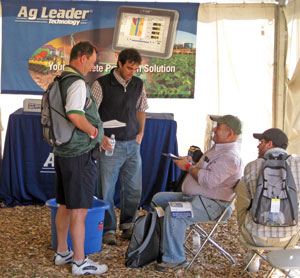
189, 165, 197, 173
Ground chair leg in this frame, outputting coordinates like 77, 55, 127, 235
184, 228, 194, 245
206, 237, 236, 264
185, 238, 208, 270
265, 267, 276, 278
240, 253, 257, 276
185, 225, 236, 270
240, 251, 296, 278
194, 224, 236, 264
266, 268, 296, 278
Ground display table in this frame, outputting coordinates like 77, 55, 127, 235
0, 108, 180, 207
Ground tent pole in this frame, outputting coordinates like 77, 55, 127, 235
272, 3, 288, 129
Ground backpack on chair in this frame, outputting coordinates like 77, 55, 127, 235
250, 153, 298, 227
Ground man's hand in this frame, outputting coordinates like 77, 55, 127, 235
101, 136, 113, 151
136, 132, 144, 144
68, 113, 95, 136
173, 157, 190, 171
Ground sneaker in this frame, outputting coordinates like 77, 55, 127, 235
103, 233, 116, 245
121, 227, 133, 240
246, 253, 260, 273
72, 256, 108, 275
155, 261, 188, 272
54, 247, 73, 265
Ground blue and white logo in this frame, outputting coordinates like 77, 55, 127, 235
40, 152, 55, 174
16, 6, 93, 26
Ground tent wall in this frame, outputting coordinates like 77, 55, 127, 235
273, 3, 287, 130
195, 3, 275, 162
283, 0, 300, 154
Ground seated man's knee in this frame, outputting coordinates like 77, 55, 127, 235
151, 192, 163, 207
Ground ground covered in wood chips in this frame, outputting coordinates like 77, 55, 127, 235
0, 204, 281, 278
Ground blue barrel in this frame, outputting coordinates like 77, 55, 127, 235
46, 197, 109, 255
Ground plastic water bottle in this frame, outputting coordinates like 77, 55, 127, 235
192, 232, 201, 253
246, 253, 260, 272
105, 134, 115, 156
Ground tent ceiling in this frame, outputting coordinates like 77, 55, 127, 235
97, 0, 280, 4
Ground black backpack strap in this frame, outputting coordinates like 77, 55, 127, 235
285, 154, 291, 161
247, 199, 253, 211
249, 157, 267, 210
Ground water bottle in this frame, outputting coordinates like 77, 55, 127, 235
246, 253, 260, 272
267, 212, 280, 226
105, 134, 115, 156
192, 231, 201, 253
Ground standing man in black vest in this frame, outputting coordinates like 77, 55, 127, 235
92, 48, 148, 245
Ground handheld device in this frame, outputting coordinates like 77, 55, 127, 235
161, 153, 180, 160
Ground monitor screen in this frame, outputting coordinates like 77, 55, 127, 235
112, 6, 179, 59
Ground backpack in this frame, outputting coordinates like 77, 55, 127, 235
41, 73, 89, 147
125, 208, 164, 268
251, 153, 299, 227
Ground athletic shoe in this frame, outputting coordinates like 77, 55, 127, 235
72, 256, 108, 275
120, 227, 133, 240
54, 247, 73, 265
103, 233, 116, 245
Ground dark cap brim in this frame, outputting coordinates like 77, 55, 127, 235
210, 115, 225, 124
253, 133, 263, 140
210, 115, 220, 121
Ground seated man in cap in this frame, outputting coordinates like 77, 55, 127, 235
152, 114, 243, 272
236, 128, 300, 272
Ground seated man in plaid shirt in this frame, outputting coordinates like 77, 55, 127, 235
236, 128, 300, 272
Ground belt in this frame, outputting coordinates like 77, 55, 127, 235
115, 138, 136, 142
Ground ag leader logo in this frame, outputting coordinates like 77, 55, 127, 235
40, 153, 55, 174
16, 6, 93, 26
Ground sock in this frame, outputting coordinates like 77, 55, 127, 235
74, 259, 85, 265
57, 248, 70, 256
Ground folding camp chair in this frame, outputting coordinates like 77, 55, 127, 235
184, 192, 237, 270
239, 230, 300, 278
267, 249, 300, 277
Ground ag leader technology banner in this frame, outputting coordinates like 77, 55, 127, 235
1, 1, 198, 98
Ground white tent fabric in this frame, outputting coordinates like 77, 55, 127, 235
284, 0, 300, 154
196, 3, 275, 162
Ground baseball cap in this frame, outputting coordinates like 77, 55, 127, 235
253, 128, 288, 149
210, 114, 242, 135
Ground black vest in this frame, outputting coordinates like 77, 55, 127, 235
98, 69, 143, 140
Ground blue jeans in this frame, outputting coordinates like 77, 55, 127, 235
151, 192, 232, 263
97, 139, 142, 233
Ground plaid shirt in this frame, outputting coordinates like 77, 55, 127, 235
91, 69, 149, 111
244, 148, 300, 238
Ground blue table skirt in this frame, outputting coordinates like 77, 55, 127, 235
0, 108, 180, 208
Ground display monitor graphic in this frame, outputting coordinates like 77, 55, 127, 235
112, 6, 179, 59
130, 18, 144, 36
